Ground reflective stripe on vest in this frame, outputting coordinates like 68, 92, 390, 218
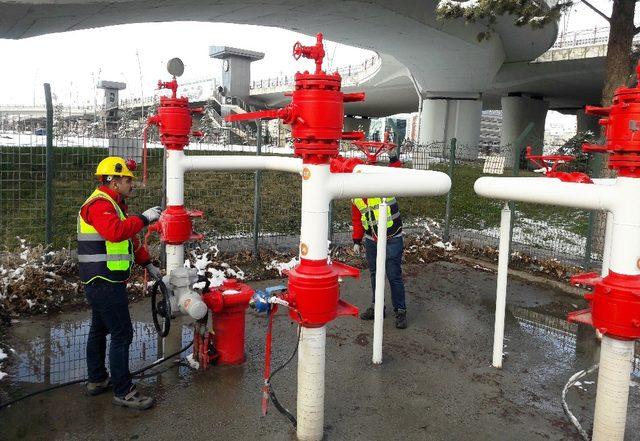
77, 189, 133, 284
352, 197, 402, 239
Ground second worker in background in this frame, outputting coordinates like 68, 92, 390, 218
351, 144, 407, 329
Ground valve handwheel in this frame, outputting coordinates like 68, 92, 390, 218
151, 279, 172, 337
292, 41, 303, 60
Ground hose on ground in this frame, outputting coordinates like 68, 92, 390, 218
0, 340, 193, 410
562, 363, 599, 441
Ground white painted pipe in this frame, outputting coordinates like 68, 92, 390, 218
474, 177, 612, 211
329, 169, 451, 198
372, 201, 388, 365
592, 336, 635, 441
181, 155, 303, 174
492, 203, 511, 368
601, 211, 614, 277
297, 326, 327, 441
300, 164, 331, 261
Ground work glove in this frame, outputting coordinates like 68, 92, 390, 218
140, 206, 162, 224
353, 240, 362, 255
145, 263, 162, 281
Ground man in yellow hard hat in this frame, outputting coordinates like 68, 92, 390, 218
77, 156, 162, 410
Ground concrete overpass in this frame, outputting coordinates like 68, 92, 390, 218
0, 0, 560, 158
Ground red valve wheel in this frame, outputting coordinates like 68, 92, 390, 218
293, 42, 303, 60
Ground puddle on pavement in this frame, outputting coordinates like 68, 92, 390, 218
2, 302, 639, 398
509, 305, 640, 379
2, 318, 194, 387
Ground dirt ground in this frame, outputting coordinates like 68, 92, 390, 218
1, 260, 639, 441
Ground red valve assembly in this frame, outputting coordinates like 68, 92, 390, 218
145, 76, 204, 246
567, 62, 640, 340
524, 146, 593, 183
225, 33, 366, 162
583, 63, 640, 177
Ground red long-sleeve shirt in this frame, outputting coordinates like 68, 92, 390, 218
351, 159, 402, 242
79, 185, 151, 266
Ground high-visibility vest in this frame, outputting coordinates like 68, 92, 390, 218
352, 197, 402, 240
77, 189, 133, 284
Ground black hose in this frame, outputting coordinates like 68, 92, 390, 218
266, 319, 302, 427
0, 340, 193, 410
151, 279, 171, 337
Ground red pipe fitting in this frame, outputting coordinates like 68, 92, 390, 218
569, 271, 640, 340
149, 205, 203, 245
202, 279, 255, 365
284, 259, 359, 327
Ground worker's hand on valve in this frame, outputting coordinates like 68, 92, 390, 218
141, 206, 162, 224
145, 263, 162, 281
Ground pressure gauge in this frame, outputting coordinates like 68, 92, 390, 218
223, 59, 229, 72
167, 58, 184, 77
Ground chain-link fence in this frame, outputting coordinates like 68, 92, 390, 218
0, 101, 607, 269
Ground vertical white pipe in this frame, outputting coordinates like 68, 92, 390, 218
492, 203, 511, 369
300, 164, 330, 260
297, 326, 327, 441
592, 336, 635, 441
166, 149, 185, 206
372, 201, 388, 365
601, 211, 614, 277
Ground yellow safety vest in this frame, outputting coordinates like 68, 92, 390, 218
77, 189, 133, 284
352, 197, 402, 240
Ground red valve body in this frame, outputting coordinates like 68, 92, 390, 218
569, 271, 640, 339
225, 33, 365, 163
202, 279, 255, 365
149, 205, 203, 245
584, 64, 640, 176
283, 259, 359, 327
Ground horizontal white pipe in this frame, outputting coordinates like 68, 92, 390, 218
181, 155, 303, 174
474, 177, 613, 211
372, 201, 387, 365
297, 326, 327, 441
329, 170, 451, 199
492, 203, 511, 369
592, 336, 635, 441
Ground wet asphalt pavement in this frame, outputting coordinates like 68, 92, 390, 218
1, 261, 639, 440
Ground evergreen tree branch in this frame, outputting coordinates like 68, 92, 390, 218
579, 0, 611, 23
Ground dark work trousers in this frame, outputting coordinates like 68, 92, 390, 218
84, 280, 133, 397
364, 235, 406, 311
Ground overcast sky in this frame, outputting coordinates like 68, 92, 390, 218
0, 0, 637, 107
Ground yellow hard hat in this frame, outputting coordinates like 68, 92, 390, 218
95, 156, 135, 178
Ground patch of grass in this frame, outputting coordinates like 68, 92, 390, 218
0, 146, 591, 252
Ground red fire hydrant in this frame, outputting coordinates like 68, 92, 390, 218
202, 279, 255, 365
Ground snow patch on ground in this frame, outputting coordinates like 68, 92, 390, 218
266, 257, 300, 276
464, 216, 586, 257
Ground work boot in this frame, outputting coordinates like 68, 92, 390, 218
359, 305, 385, 320
85, 377, 111, 396
395, 309, 407, 329
112, 386, 155, 410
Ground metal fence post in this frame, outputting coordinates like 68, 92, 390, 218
253, 119, 263, 260
44, 83, 54, 246
443, 138, 456, 242
508, 122, 535, 250
583, 153, 603, 269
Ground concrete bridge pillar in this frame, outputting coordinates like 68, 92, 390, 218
500, 95, 549, 164
418, 97, 482, 159
576, 108, 601, 135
